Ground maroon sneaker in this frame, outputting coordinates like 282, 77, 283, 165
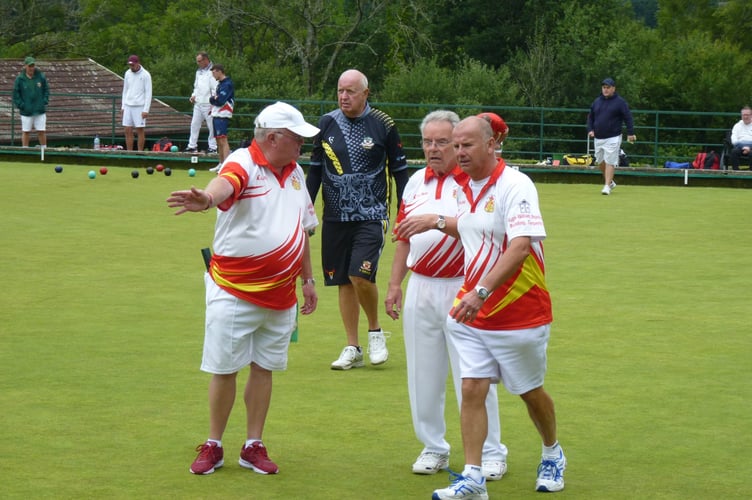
190, 441, 224, 475
239, 442, 279, 474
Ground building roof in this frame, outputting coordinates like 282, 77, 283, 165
0, 58, 191, 146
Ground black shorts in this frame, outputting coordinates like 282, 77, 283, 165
321, 220, 387, 286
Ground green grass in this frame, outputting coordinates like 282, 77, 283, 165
1, 161, 749, 499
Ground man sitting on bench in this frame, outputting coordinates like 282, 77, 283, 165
729, 106, 752, 170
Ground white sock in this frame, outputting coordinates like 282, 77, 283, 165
245, 438, 261, 448
462, 465, 483, 482
207, 439, 222, 447
542, 441, 560, 458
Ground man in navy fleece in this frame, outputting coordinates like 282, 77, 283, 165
587, 78, 636, 195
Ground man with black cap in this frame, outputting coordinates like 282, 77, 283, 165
167, 101, 320, 477
587, 78, 636, 195
121, 55, 152, 151
12, 56, 49, 148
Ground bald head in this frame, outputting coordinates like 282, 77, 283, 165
337, 69, 369, 118
453, 116, 498, 180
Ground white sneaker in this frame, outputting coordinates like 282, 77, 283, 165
367, 330, 390, 365
601, 184, 611, 195
535, 448, 567, 492
609, 180, 617, 190
330, 346, 364, 370
432, 472, 488, 500
482, 460, 507, 481
412, 452, 449, 475
209, 164, 221, 173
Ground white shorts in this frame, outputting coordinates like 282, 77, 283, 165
447, 319, 551, 395
594, 136, 622, 166
201, 273, 296, 374
21, 114, 46, 132
122, 105, 146, 128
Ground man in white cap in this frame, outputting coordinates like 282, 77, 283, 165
167, 101, 320, 477
121, 55, 152, 151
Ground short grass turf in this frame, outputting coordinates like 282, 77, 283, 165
0, 161, 749, 499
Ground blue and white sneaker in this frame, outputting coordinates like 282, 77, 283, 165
432, 471, 488, 500
535, 448, 567, 492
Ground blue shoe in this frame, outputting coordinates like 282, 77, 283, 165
535, 448, 566, 492
432, 471, 488, 499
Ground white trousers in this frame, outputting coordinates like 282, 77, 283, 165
403, 273, 507, 460
188, 103, 216, 149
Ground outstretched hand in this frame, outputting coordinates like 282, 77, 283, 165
166, 186, 210, 215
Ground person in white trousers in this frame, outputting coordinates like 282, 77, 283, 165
185, 51, 217, 153
385, 110, 508, 480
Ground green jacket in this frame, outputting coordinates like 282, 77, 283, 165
13, 68, 49, 116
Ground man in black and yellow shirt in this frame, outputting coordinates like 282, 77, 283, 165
307, 69, 408, 371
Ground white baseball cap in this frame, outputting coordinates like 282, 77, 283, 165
255, 101, 320, 138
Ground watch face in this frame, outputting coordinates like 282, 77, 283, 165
437, 216, 446, 229
476, 287, 489, 299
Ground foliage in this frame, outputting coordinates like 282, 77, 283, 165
380, 58, 523, 115
2, 0, 751, 116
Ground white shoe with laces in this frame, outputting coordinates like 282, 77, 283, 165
330, 345, 364, 370
535, 448, 567, 492
367, 330, 390, 365
432, 471, 488, 500
412, 452, 449, 474
601, 184, 611, 195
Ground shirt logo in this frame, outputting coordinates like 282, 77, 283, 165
292, 177, 301, 190
361, 137, 374, 150
519, 199, 531, 214
484, 196, 495, 213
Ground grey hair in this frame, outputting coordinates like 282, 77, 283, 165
420, 110, 460, 135
254, 127, 277, 140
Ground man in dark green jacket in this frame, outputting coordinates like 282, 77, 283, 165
13, 56, 50, 148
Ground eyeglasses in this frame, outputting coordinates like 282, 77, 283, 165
277, 130, 304, 144
422, 139, 452, 148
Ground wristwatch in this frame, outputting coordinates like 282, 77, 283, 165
301, 278, 316, 286
475, 285, 490, 300
436, 215, 446, 230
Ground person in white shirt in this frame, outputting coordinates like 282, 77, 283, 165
385, 110, 508, 481
185, 52, 217, 153
167, 101, 320, 477
121, 55, 152, 151
729, 106, 752, 170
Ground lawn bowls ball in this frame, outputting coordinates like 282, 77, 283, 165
188, 168, 196, 177
88, 170, 96, 179
170, 145, 178, 152
146, 166, 155, 175
99, 167, 108, 175
55, 165, 63, 173
156, 164, 165, 172
131, 170, 140, 179
164, 167, 172, 176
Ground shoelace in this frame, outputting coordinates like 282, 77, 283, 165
196, 443, 218, 459
368, 331, 391, 351
341, 347, 360, 360
537, 459, 563, 480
